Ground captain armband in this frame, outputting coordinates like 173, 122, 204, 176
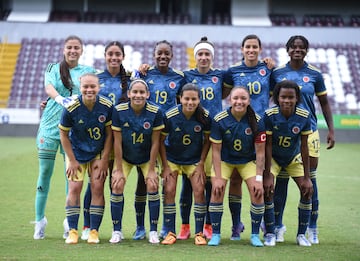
255, 131, 266, 143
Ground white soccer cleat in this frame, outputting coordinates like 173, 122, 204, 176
264, 233, 276, 246
275, 225, 286, 242
33, 216, 48, 240
307, 228, 319, 244
296, 234, 312, 247
63, 218, 69, 239
109, 231, 124, 244
148, 231, 160, 244
81, 227, 91, 240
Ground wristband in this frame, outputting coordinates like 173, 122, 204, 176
255, 175, 263, 182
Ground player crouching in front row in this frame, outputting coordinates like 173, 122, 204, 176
59, 73, 113, 244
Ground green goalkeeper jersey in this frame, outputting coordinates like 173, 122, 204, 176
36, 63, 96, 148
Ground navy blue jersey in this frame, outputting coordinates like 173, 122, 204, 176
142, 66, 185, 113
210, 107, 265, 164
58, 95, 113, 164
270, 61, 327, 131
97, 69, 123, 105
224, 61, 272, 115
112, 101, 164, 165
97, 69, 131, 105
162, 104, 211, 164
264, 105, 312, 167
184, 68, 227, 118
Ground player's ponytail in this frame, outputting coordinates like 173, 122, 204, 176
60, 35, 83, 95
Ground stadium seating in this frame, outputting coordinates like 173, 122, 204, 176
6, 37, 360, 114
83, 12, 119, 23
47, 10, 192, 25
5, 8, 360, 27
269, 14, 297, 26
49, 10, 81, 22
1, 9, 10, 21
206, 13, 232, 25
350, 15, 360, 27
302, 14, 345, 27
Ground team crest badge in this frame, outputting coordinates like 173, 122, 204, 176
194, 125, 202, 132
169, 81, 176, 89
143, 121, 151, 129
245, 127, 252, 135
212, 77, 218, 83
303, 76, 310, 83
98, 115, 106, 123
259, 69, 266, 76
292, 126, 300, 134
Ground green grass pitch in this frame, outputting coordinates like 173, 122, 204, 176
0, 137, 359, 260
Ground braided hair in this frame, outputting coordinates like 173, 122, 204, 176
104, 41, 129, 103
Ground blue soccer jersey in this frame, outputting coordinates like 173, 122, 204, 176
142, 66, 185, 113
162, 104, 211, 165
184, 68, 227, 118
264, 105, 312, 167
58, 95, 113, 164
97, 69, 128, 105
38, 63, 96, 141
112, 102, 164, 165
270, 61, 327, 131
210, 107, 265, 164
224, 61, 272, 115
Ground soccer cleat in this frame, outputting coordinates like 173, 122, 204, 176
230, 222, 245, 240
275, 225, 286, 242
194, 232, 207, 245
133, 226, 146, 240
250, 234, 264, 247
81, 227, 91, 240
87, 229, 100, 244
177, 224, 190, 240
65, 229, 79, 244
109, 231, 124, 244
63, 218, 69, 239
264, 233, 276, 247
297, 234, 312, 246
208, 233, 221, 246
159, 228, 167, 240
307, 228, 319, 244
161, 232, 177, 245
203, 224, 213, 239
33, 216, 48, 240
148, 231, 160, 244
260, 220, 266, 235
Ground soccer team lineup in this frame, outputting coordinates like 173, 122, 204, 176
33, 33, 335, 247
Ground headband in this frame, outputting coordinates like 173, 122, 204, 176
129, 79, 149, 90
193, 42, 215, 59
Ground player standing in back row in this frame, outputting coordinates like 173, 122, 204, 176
270, 35, 335, 244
